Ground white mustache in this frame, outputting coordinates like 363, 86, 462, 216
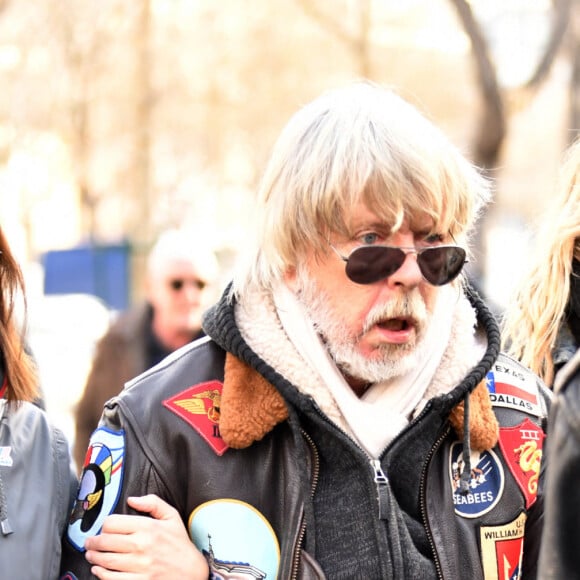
362, 292, 427, 334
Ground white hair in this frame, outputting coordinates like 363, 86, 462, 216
146, 229, 219, 284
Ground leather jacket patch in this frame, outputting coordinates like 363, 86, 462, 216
480, 511, 526, 580
486, 363, 542, 417
188, 499, 280, 578
450, 443, 505, 518
498, 419, 544, 508
66, 427, 125, 551
163, 381, 228, 456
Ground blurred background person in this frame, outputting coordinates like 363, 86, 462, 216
0, 224, 76, 579
502, 137, 580, 388
73, 228, 220, 472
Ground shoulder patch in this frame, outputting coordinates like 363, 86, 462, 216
450, 443, 504, 518
480, 512, 526, 580
486, 362, 542, 417
163, 381, 228, 456
498, 418, 544, 508
66, 427, 125, 551
188, 499, 280, 579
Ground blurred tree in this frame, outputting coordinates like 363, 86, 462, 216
0, 0, 577, 300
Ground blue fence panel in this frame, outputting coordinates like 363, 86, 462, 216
42, 243, 130, 311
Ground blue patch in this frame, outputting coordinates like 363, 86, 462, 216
449, 442, 504, 518
66, 427, 125, 551
60, 574, 78, 580
188, 499, 280, 579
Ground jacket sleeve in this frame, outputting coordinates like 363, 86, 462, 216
73, 328, 134, 473
537, 362, 580, 579
61, 395, 165, 579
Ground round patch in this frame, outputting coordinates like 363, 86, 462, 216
188, 499, 280, 579
66, 427, 125, 550
449, 442, 504, 518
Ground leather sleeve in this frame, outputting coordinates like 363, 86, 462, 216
538, 368, 580, 579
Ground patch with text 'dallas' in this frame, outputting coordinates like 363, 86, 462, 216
486, 362, 542, 417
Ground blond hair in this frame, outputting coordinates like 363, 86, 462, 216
233, 81, 491, 298
503, 137, 580, 386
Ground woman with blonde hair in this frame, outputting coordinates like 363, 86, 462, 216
502, 137, 580, 387
0, 225, 77, 578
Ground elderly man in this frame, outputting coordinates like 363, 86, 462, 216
72, 228, 219, 471
61, 82, 549, 579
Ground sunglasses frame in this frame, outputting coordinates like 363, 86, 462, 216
329, 242, 467, 286
168, 278, 207, 292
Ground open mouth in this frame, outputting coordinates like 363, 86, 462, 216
377, 317, 414, 332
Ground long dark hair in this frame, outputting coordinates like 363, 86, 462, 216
0, 226, 38, 403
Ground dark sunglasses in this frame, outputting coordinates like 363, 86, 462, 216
330, 243, 467, 286
168, 278, 207, 292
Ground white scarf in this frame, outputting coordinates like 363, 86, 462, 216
236, 283, 486, 459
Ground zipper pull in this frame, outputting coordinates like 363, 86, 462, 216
371, 459, 390, 520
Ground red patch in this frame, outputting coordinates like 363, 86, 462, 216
163, 381, 228, 456
480, 512, 526, 580
498, 418, 544, 508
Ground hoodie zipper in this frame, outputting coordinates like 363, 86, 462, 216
290, 429, 320, 580
419, 425, 450, 580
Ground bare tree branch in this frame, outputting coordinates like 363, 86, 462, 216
526, 0, 572, 89
448, 0, 506, 169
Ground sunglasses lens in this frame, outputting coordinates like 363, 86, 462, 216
343, 245, 466, 285
345, 246, 406, 284
418, 246, 466, 286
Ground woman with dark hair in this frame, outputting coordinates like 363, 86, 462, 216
0, 225, 77, 578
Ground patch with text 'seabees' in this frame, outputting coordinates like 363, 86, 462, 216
486, 363, 542, 417
163, 381, 228, 456
449, 443, 504, 518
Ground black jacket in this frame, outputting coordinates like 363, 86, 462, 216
60, 288, 550, 579
538, 348, 580, 579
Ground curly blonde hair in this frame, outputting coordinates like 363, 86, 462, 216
502, 137, 580, 386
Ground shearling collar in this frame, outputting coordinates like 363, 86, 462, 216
215, 286, 499, 452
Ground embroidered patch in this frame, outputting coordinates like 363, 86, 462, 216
0, 446, 12, 467
163, 381, 228, 456
60, 574, 78, 580
486, 364, 542, 417
499, 418, 544, 508
188, 499, 279, 579
480, 512, 526, 580
66, 427, 125, 551
450, 442, 504, 518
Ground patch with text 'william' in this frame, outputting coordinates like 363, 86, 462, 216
480, 512, 526, 580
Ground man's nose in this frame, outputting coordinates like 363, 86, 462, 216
386, 252, 423, 288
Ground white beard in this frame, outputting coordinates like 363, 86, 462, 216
293, 269, 432, 384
